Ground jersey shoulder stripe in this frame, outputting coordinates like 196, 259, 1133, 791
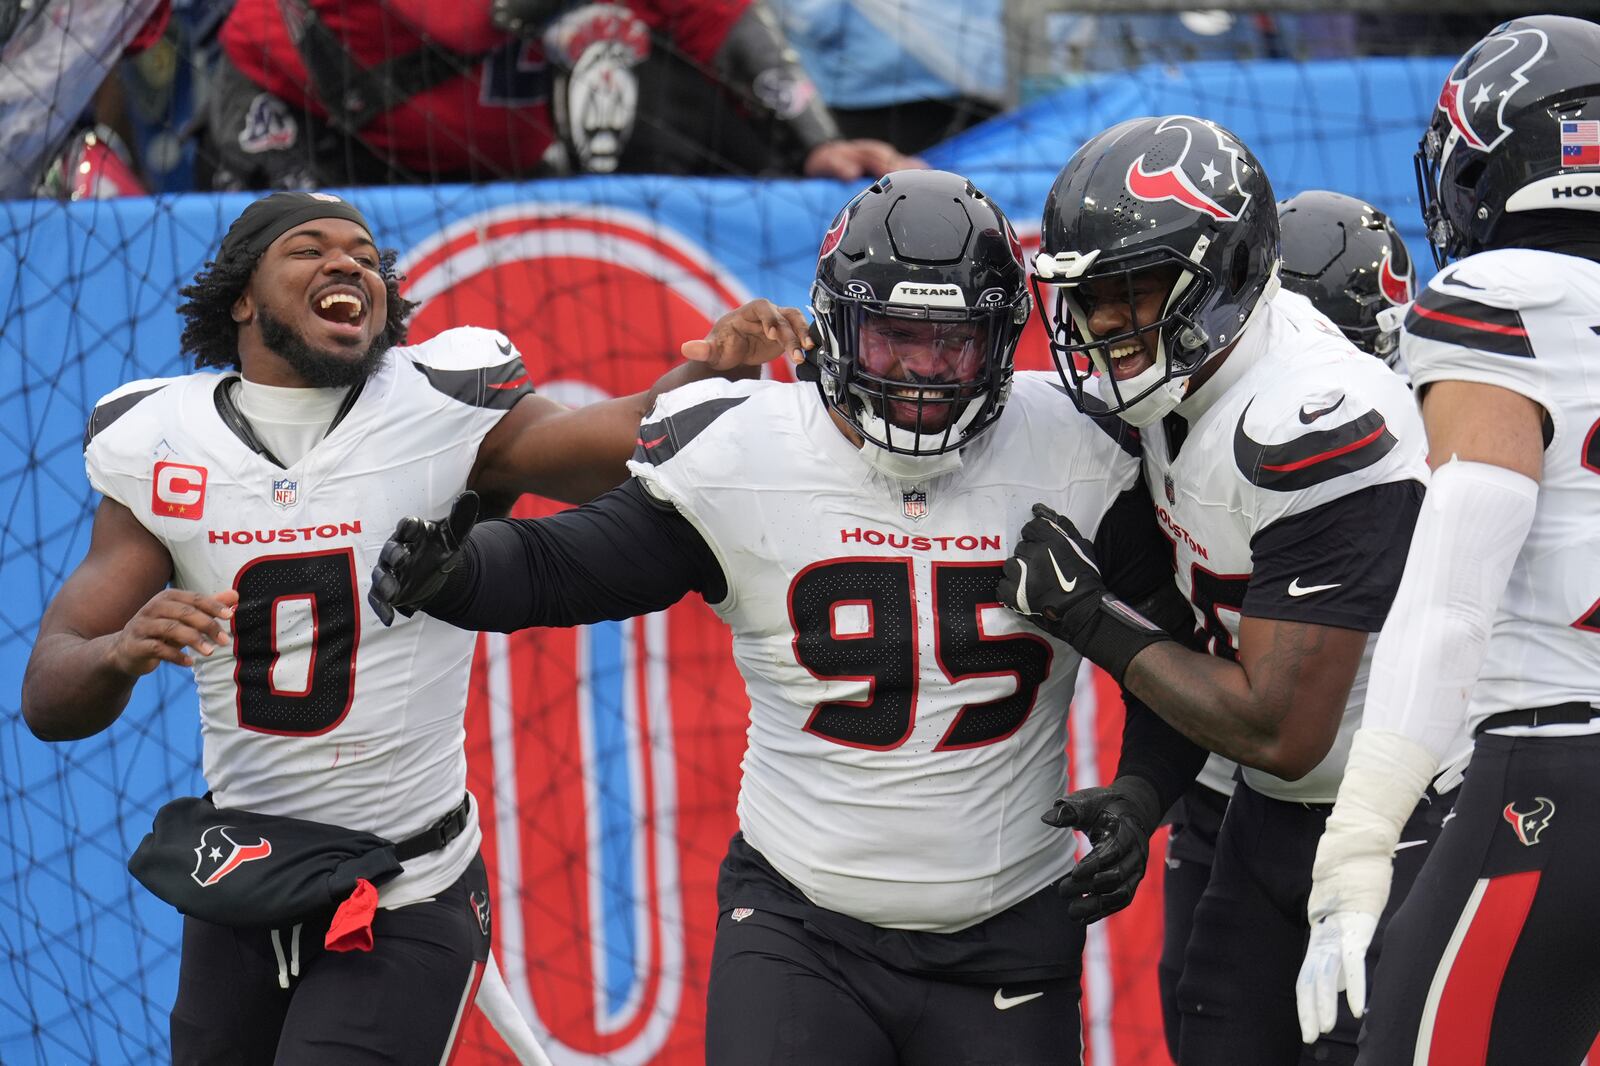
402, 327, 534, 410
408, 356, 532, 410
1232, 399, 1396, 491
1405, 289, 1533, 359
83, 383, 169, 450
632, 396, 749, 467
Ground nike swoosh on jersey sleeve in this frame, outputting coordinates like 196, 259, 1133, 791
1232, 400, 1396, 492
631, 396, 749, 467
1404, 289, 1533, 359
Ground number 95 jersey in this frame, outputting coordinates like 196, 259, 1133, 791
81, 328, 532, 907
628, 372, 1142, 932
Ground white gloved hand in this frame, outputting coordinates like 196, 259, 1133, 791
1296, 909, 1379, 1044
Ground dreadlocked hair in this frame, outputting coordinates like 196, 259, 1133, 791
177, 248, 418, 370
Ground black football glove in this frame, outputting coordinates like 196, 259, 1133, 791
1045, 775, 1163, 924
368, 492, 479, 627
998, 503, 1173, 683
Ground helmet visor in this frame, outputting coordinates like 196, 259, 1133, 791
856, 312, 991, 435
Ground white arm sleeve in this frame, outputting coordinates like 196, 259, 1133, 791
1361, 458, 1540, 760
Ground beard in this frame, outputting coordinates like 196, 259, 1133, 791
258, 307, 393, 388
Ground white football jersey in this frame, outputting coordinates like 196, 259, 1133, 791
1143, 291, 1428, 802
1403, 248, 1600, 731
83, 327, 532, 906
627, 372, 1141, 932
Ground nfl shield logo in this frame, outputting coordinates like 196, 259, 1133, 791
1164, 474, 1175, 506
271, 478, 298, 509
902, 488, 928, 521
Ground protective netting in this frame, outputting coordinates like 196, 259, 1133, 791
0, 5, 1518, 1063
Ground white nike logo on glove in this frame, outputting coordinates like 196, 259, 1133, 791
1287, 577, 1341, 597
994, 989, 1045, 1010
1046, 548, 1076, 593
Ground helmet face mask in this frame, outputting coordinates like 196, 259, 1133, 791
1034, 248, 1213, 424
1416, 14, 1600, 267
1035, 115, 1280, 427
1277, 189, 1415, 365
811, 170, 1031, 459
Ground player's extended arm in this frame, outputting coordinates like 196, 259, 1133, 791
369, 480, 725, 630
21, 498, 237, 741
1296, 381, 1543, 1042
469, 300, 810, 505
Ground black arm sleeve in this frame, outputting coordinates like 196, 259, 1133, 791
1114, 693, 1208, 819
424, 479, 727, 632
1096, 482, 1207, 814
1095, 482, 1196, 642
712, 1, 842, 164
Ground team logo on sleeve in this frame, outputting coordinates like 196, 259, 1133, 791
1124, 115, 1253, 222
191, 826, 273, 886
1503, 797, 1555, 846
1437, 26, 1547, 152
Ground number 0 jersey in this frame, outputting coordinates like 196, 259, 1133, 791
82, 328, 531, 906
1143, 291, 1429, 803
1403, 248, 1600, 731
627, 371, 1142, 932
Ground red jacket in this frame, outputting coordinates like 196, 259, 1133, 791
220, 0, 748, 176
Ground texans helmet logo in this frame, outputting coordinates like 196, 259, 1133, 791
1503, 796, 1555, 847
1378, 247, 1413, 306
1437, 26, 1548, 153
818, 208, 848, 260
190, 825, 273, 887
1124, 115, 1252, 222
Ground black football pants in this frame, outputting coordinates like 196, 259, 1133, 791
705, 907, 1084, 1066
1176, 781, 1449, 1066
1359, 732, 1600, 1066
170, 853, 491, 1065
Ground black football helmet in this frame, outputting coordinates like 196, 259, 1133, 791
1034, 115, 1280, 427
1417, 14, 1600, 267
1278, 190, 1415, 364
811, 169, 1031, 457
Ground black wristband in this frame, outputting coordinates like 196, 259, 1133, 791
1077, 595, 1175, 685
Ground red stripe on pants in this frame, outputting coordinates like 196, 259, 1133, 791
1428, 870, 1542, 1066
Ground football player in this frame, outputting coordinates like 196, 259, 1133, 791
1137, 185, 1423, 1060
369, 169, 1207, 1066
1004, 115, 1443, 1066
1296, 15, 1600, 1064
18, 190, 798, 1066
1278, 189, 1417, 371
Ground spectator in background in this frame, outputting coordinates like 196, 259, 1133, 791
764, 0, 1004, 155
202, 0, 920, 188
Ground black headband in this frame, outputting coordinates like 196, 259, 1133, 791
218, 191, 375, 264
